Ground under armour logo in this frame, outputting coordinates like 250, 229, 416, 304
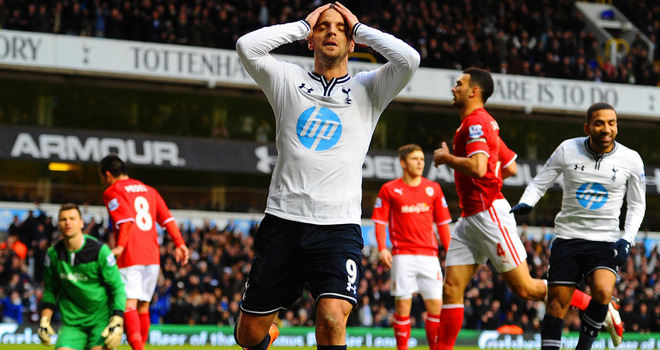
574, 164, 585, 171
612, 166, 618, 181
254, 145, 277, 174
299, 83, 314, 93
346, 282, 356, 294
342, 87, 352, 104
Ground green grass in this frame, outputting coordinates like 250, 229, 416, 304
0, 346, 481, 350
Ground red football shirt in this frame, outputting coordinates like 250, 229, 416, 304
453, 107, 509, 216
103, 178, 176, 268
372, 177, 452, 256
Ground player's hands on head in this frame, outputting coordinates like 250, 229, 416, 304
332, 2, 359, 32
612, 238, 631, 267
101, 315, 124, 349
305, 3, 333, 39
433, 142, 451, 167
510, 203, 533, 215
378, 249, 393, 269
38, 316, 56, 346
175, 245, 190, 265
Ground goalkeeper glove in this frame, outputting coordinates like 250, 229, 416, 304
38, 316, 56, 346
510, 203, 533, 215
612, 239, 631, 267
101, 315, 124, 349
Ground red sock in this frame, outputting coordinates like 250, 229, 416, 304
437, 305, 464, 350
139, 312, 150, 347
425, 313, 441, 350
124, 309, 144, 350
393, 314, 411, 350
570, 290, 591, 311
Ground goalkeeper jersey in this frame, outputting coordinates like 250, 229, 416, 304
42, 235, 126, 326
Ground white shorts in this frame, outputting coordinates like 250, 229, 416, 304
391, 254, 443, 300
119, 265, 160, 302
446, 199, 526, 273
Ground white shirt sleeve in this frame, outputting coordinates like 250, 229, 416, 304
236, 20, 310, 99
351, 24, 420, 111
519, 142, 566, 206
622, 152, 646, 245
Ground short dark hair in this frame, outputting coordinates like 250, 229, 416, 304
99, 154, 127, 177
586, 102, 615, 123
398, 144, 423, 161
59, 203, 82, 218
463, 67, 494, 103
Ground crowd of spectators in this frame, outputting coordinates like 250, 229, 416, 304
0, 0, 658, 86
1, 208, 660, 335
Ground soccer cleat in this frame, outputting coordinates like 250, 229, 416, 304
266, 323, 280, 349
603, 298, 623, 346
242, 324, 279, 350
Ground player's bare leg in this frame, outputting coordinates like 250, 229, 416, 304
500, 260, 547, 301
234, 312, 277, 349
315, 297, 353, 345
437, 264, 479, 350
575, 270, 617, 350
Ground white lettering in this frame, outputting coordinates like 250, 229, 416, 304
10, 133, 40, 158
126, 140, 152, 165
373, 156, 398, 179
39, 134, 67, 159
9, 133, 185, 167
124, 184, 148, 193
427, 165, 454, 183
66, 136, 99, 161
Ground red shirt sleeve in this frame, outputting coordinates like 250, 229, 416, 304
499, 138, 517, 168
103, 186, 135, 231
432, 183, 452, 226
371, 183, 392, 225
464, 119, 490, 158
152, 188, 185, 247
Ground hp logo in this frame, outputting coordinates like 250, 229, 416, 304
576, 182, 608, 210
297, 106, 342, 151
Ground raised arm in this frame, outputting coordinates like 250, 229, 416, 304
338, 1, 420, 109
517, 142, 566, 208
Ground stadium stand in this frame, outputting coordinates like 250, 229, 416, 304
1, 211, 660, 332
1, 0, 660, 336
0, 0, 658, 85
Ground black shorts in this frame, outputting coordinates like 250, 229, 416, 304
547, 238, 618, 287
240, 214, 364, 315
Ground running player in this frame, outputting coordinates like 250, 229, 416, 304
235, 2, 420, 350
432, 68, 622, 350
511, 102, 645, 350
38, 203, 126, 350
99, 154, 190, 350
372, 144, 452, 350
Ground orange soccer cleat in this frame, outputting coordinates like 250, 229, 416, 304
603, 298, 623, 347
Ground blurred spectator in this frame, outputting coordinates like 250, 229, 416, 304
1, 290, 24, 324
0, 235, 27, 260
1, 207, 660, 331
0, 0, 658, 85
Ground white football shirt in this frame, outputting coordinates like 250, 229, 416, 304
519, 137, 646, 244
236, 20, 420, 225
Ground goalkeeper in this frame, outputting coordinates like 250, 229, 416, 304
39, 203, 126, 350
